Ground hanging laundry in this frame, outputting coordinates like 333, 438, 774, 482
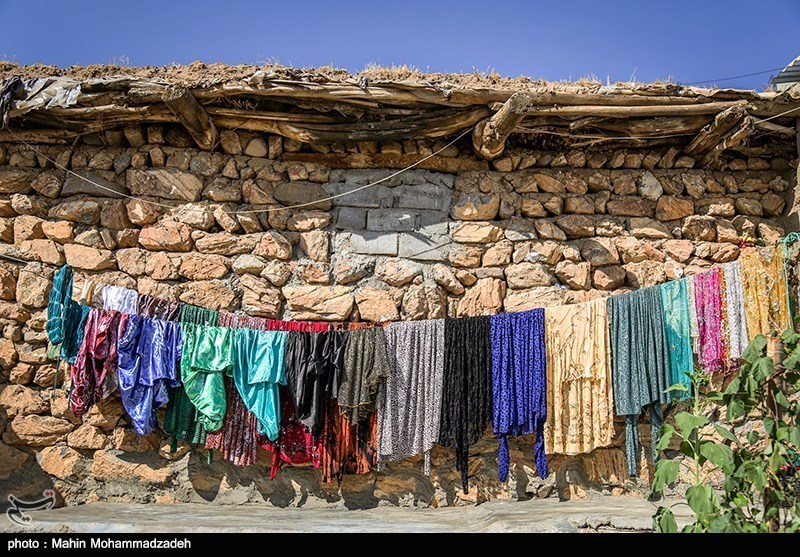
609, 287, 670, 477
490, 309, 548, 481
285, 329, 348, 436
231, 328, 288, 440
79, 279, 101, 306
206, 379, 260, 467
741, 247, 792, 338
686, 275, 700, 354
439, 316, 492, 494
378, 319, 444, 475
180, 323, 233, 433
319, 397, 378, 484
45, 264, 73, 352
659, 279, 693, 399
260, 389, 321, 479
544, 298, 615, 455
694, 268, 726, 374
70, 308, 129, 418
137, 294, 182, 321
338, 326, 390, 423
117, 315, 182, 435
102, 285, 138, 314
721, 261, 749, 360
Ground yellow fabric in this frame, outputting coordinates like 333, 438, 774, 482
544, 298, 615, 455
740, 246, 792, 338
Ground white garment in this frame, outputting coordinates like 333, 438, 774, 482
722, 261, 749, 359
102, 285, 138, 314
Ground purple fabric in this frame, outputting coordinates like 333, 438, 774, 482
490, 309, 548, 481
695, 268, 724, 373
117, 315, 183, 435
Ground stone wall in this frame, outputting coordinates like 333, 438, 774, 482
0, 128, 794, 508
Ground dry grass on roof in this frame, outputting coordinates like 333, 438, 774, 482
0, 59, 746, 96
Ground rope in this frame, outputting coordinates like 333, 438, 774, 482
4, 127, 472, 216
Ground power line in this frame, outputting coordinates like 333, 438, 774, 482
681, 66, 784, 86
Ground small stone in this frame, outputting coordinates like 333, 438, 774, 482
299, 230, 330, 262
3, 414, 74, 446
287, 211, 331, 232
482, 240, 513, 266
637, 172, 663, 201
242, 180, 274, 205
48, 199, 100, 225
138, 221, 194, 252
663, 239, 695, 262
534, 220, 567, 241
456, 278, 505, 317
758, 222, 785, 245
630, 217, 672, 239
67, 424, 107, 450
555, 260, 591, 290
716, 220, 739, 244
451, 221, 504, 243
376, 257, 422, 286
656, 197, 694, 221
432, 264, 465, 295
254, 231, 293, 260
283, 285, 354, 321
695, 242, 740, 263
564, 197, 594, 214
503, 286, 565, 312
505, 262, 555, 289
220, 130, 243, 155
145, 252, 181, 280
127, 168, 204, 201
195, 232, 258, 255
260, 260, 292, 286
116, 248, 149, 276
593, 265, 626, 290
179, 280, 236, 311
30, 171, 62, 198
450, 193, 500, 220
606, 198, 654, 217
682, 216, 717, 242
555, 215, 595, 238
273, 182, 331, 210
761, 193, 786, 217
580, 238, 619, 267
625, 260, 666, 288
520, 198, 547, 218
448, 245, 483, 268
18, 239, 64, 266
213, 204, 242, 233
125, 198, 163, 226
179, 253, 230, 280
240, 275, 282, 317
232, 254, 266, 275
534, 174, 566, 193
735, 198, 763, 216
355, 287, 399, 322
175, 203, 215, 230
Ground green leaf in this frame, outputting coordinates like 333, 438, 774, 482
728, 398, 746, 421
751, 357, 774, 381
743, 335, 768, 361
657, 424, 678, 450
674, 411, 709, 435
687, 484, 719, 519
747, 429, 761, 445
789, 426, 800, 447
714, 424, 738, 445
651, 460, 680, 494
653, 507, 678, 533
699, 441, 735, 474
665, 383, 690, 394
764, 417, 777, 437
775, 390, 791, 410
733, 492, 748, 507
724, 375, 741, 395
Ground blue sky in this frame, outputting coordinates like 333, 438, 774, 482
1, 0, 798, 90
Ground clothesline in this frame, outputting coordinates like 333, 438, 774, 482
42, 242, 795, 492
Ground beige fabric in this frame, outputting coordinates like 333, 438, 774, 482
544, 298, 615, 455
740, 246, 792, 339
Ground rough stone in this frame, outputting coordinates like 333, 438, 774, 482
451, 193, 500, 220
629, 217, 671, 239
534, 220, 567, 241
398, 232, 449, 262
456, 278, 505, 317
682, 216, 717, 242
735, 198, 763, 217
0, 167, 36, 193
593, 265, 627, 290
355, 287, 399, 322
624, 260, 666, 288
30, 171, 62, 198
240, 275, 282, 317
179, 253, 229, 280
195, 232, 258, 255
283, 285, 354, 321
695, 242, 740, 263
580, 238, 618, 267
334, 207, 367, 231
63, 244, 116, 271
254, 231, 293, 260
376, 258, 422, 286
125, 198, 163, 226
13, 215, 45, 244
504, 287, 566, 312
67, 424, 108, 450
138, 221, 194, 252
18, 239, 65, 266
758, 222, 784, 244
242, 180, 274, 205
505, 262, 555, 289
563, 197, 594, 215
175, 203, 215, 230
663, 240, 695, 262
637, 172, 663, 201
287, 211, 331, 232
520, 198, 547, 218
232, 254, 266, 275
0, 301, 30, 323
244, 137, 268, 157
431, 264, 465, 295
0, 384, 48, 417
260, 260, 292, 286
656, 197, 694, 221
128, 168, 204, 201
299, 230, 330, 262
15, 268, 52, 308
92, 449, 173, 485
332, 254, 373, 285
534, 174, 566, 193
606, 198, 654, 217
555, 215, 595, 238
3, 414, 75, 446
451, 221, 503, 243
0, 442, 30, 479
179, 280, 236, 311
48, 198, 100, 225
761, 193, 786, 217
555, 261, 591, 290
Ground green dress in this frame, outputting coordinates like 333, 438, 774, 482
180, 323, 233, 433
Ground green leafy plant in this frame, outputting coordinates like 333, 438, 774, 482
652, 331, 800, 533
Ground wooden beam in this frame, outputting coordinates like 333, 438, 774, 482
472, 92, 532, 159
0, 128, 78, 144
684, 105, 750, 158
698, 116, 753, 167
522, 100, 748, 118
284, 152, 488, 172
161, 87, 219, 150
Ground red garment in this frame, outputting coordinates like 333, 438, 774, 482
260, 388, 321, 479
69, 308, 129, 418
266, 319, 331, 333
206, 380, 260, 466
319, 397, 378, 484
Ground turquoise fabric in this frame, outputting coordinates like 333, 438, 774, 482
609, 287, 671, 477
232, 328, 288, 441
180, 323, 233, 432
660, 279, 693, 400
46, 264, 73, 349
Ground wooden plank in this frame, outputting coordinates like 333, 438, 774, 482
684, 105, 749, 157
0, 128, 78, 144
472, 92, 532, 159
522, 100, 748, 118
161, 87, 219, 150
283, 152, 488, 172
